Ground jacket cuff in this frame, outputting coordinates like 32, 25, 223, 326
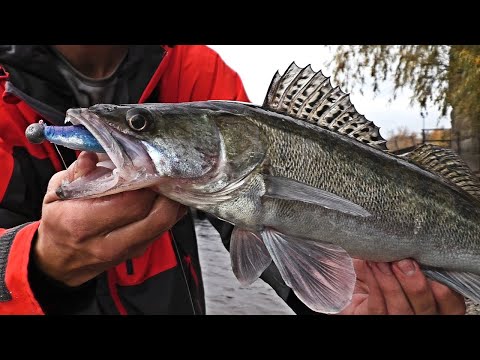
28, 246, 98, 315
0, 221, 44, 314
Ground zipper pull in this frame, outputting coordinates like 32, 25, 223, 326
126, 259, 134, 275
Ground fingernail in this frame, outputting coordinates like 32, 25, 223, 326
397, 259, 416, 276
375, 262, 392, 275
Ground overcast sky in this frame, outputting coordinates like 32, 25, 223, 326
208, 45, 451, 139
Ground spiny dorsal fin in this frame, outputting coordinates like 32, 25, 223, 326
404, 143, 480, 201
262, 62, 387, 150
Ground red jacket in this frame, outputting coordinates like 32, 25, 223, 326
0, 45, 253, 314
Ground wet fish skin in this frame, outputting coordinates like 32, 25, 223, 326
30, 63, 480, 314
179, 102, 480, 272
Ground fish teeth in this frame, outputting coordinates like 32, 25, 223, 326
96, 160, 116, 170
65, 115, 80, 125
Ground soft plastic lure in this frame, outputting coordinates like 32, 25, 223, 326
25, 120, 106, 153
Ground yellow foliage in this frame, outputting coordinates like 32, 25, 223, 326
330, 45, 480, 129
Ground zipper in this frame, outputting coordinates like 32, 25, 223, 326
126, 259, 134, 275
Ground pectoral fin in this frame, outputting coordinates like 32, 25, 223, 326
230, 227, 272, 285
264, 175, 371, 217
261, 227, 355, 314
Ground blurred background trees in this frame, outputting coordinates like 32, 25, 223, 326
330, 45, 480, 174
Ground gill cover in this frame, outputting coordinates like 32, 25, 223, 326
87, 103, 267, 187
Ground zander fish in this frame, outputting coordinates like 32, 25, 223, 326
26, 63, 480, 313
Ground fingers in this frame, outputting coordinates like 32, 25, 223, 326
98, 195, 183, 260
344, 259, 467, 315
351, 259, 369, 294
430, 280, 466, 315
391, 260, 437, 314
364, 262, 388, 314
45, 151, 99, 202
368, 259, 463, 315
37, 150, 188, 286
72, 151, 99, 180
43, 188, 161, 239
369, 262, 414, 314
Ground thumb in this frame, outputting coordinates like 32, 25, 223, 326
45, 151, 98, 203
71, 151, 99, 180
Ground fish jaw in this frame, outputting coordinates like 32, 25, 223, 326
56, 108, 160, 199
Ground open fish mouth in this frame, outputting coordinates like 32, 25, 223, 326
58, 108, 158, 199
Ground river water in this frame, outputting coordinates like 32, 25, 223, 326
195, 219, 295, 315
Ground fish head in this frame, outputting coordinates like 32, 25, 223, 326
58, 102, 261, 200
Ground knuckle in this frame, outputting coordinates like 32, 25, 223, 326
126, 199, 156, 221
406, 280, 429, 298
66, 221, 91, 242
43, 211, 89, 244
130, 201, 152, 218
90, 241, 121, 263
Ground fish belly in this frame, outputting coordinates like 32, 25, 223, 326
260, 197, 480, 275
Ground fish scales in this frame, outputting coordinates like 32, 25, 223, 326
25, 62, 480, 313
205, 103, 480, 272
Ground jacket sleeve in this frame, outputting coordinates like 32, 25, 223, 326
0, 90, 98, 314
0, 100, 45, 313
0, 158, 97, 315
165, 46, 319, 314
0, 221, 45, 314
0, 144, 44, 313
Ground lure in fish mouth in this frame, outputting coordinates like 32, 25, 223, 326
57, 107, 160, 198
26, 103, 259, 203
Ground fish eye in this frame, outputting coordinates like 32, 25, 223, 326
126, 109, 153, 132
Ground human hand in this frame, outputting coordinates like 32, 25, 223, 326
339, 259, 466, 315
34, 151, 186, 287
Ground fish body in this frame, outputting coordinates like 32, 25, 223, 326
27, 63, 480, 313
195, 102, 480, 269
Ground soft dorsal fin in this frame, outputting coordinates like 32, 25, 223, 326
263, 62, 387, 150
404, 143, 480, 201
